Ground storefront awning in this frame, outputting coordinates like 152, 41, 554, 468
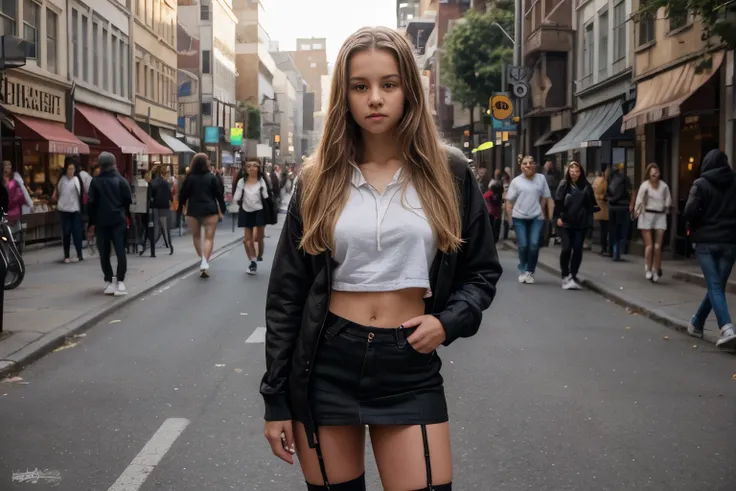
534, 129, 567, 147
15, 115, 90, 155
75, 104, 147, 154
546, 101, 623, 155
159, 132, 195, 154
117, 116, 173, 156
622, 51, 724, 132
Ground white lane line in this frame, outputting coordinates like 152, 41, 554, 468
245, 327, 266, 344
107, 418, 190, 491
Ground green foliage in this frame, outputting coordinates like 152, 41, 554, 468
245, 103, 261, 141
441, 7, 514, 111
636, 0, 736, 48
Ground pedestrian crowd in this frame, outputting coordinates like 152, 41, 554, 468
477, 150, 736, 349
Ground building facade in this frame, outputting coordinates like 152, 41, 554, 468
288, 38, 328, 113
176, 12, 202, 165
271, 51, 304, 165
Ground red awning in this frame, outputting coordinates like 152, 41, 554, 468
116, 115, 173, 156
75, 104, 147, 154
15, 116, 90, 155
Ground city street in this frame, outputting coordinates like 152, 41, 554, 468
1, 238, 735, 491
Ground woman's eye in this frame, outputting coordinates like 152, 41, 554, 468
383, 82, 396, 89
354, 84, 367, 91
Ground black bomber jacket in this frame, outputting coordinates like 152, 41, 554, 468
260, 150, 503, 447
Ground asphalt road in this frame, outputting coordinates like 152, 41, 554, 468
1, 237, 735, 491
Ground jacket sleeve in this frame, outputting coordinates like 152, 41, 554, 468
260, 184, 313, 420
437, 167, 503, 346
553, 180, 567, 221
684, 180, 705, 225
587, 183, 600, 214
87, 179, 98, 226
120, 177, 133, 208
178, 177, 190, 213
212, 175, 226, 213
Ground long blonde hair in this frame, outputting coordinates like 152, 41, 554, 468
298, 26, 461, 255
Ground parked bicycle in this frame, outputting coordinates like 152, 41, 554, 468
0, 211, 25, 290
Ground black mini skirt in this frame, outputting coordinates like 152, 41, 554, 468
309, 313, 448, 427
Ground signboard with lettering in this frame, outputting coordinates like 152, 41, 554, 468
490, 94, 513, 120
0, 74, 65, 123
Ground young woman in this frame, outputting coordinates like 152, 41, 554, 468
53, 158, 85, 263
554, 162, 598, 290
505, 156, 551, 284
261, 27, 502, 491
634, 163, 672, 282
233, 160, 269, 274
592, 167, 610, 255
178, 153, 225, 278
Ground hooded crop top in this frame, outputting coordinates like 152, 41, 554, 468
332, 163, 437, 295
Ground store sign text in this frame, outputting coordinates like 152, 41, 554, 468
1, 75, 65, 122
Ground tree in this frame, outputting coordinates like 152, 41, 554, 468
636, 0, 736, 49
441, 6, 514, 142
245, 103, 261, 141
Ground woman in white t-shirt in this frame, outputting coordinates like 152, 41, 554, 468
233, 160, 269, 275
52, 159, 85, 263
634, 163, 672, 282
505, 156, 552, 284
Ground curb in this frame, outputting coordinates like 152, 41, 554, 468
672, 270, 736, 295
499, 240, 723, 346
0, 236, 244, 378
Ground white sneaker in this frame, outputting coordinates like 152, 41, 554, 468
518, 272, 527, 283
104, 280, 116, 295
561, 275, 573, 289
201, 257, 210, 271
525, 272, 535, 284
652, 272, 660, 283
114, 281, 128, 296
645, 268, 653, 280
716, 324, 736, 348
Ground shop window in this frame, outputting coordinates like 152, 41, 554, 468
102, 28, 109, 91
46, 8, 57, 74
22, 0, 40, 59
0, 0, 16, 36
637, 1, 655, 46
202, 50, 211, 73
81, 14, 89, 82
71, 9, 78, 77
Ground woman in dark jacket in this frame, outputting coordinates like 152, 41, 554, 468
178, 153, 226, 277
554, 161, 598, 290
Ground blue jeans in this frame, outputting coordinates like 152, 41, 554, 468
513, 218, 544, 273
60, 211, 83, 259
691, 244, 736, 330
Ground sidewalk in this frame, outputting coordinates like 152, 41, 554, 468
501, 238, 736, 347
0, 221, 252, 376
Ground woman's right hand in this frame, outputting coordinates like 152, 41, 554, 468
264, 420, 295, 464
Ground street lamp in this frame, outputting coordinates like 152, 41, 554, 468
492, 22, 515, 46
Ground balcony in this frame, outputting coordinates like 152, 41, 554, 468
524, 0, 574, 57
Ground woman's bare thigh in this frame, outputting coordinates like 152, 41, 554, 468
370, 423, 452, 490
185, 217, 201, 236
293, 421, 366, 485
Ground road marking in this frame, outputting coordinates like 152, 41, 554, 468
245, 327, 266, 344
107, 418, 190, 491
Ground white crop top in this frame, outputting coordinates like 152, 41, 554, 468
332, 163, 437, 294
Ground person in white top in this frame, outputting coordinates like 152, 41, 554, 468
52, 159, 85, 263
634, 163, 672, 282
232, 160, 269, 274
261, 27, 501, 491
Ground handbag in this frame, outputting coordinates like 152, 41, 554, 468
260, 185, 278, 225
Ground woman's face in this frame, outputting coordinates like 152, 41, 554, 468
66, 164, 75, 179
569, 164, 581, 182
649, 167, 660, 181
347, 48, 405, 136
521, 159, 536, 177
246, 162, 259, 177
3, 162, 11, 177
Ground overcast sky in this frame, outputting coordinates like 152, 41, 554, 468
260, 0, 397, 64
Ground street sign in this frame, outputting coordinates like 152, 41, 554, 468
492, 118, 517, 132
490, 95, 513, 120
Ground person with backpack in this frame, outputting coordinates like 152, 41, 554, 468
684, 149, 736, 348
605, 162, 633, 261
53, 158, 86, 263
554, 161, 598, 290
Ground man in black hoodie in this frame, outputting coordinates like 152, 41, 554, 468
605, 163, 632, 261
87, 152, 132, 297
684, 149, 736, 348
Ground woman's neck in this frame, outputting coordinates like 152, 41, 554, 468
246, 174, 259, 183
649, 179, 659, 188
360, 130, 400, 166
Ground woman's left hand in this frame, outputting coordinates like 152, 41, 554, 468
556, 218, 563, 227
402, 315, 446, 354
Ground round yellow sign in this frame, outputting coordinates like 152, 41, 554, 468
490, 95, 513, 120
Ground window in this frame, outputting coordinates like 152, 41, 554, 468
22, 0, 40, 59
92, 22, 99, 85
153, 0, 159, 32
598, 11, 609, 79
583, 23, 594, 76
201, 102, 212, 115
102, 28, 109, 90
1, 0, 16, 36
136, 60, 141, 95
143, 64, 148, 97
111, 34, 118, 94
71, 10, 79, 77
613, 1, 626, 62
46, 9, 57, 73
149, 66, 154, 98
119, 39, 125, 96
669, 5, 688, 31
81, 15, 89, 81
202, 50, 211, 73
200, 0, 210, 20
638, 0, 655, 46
